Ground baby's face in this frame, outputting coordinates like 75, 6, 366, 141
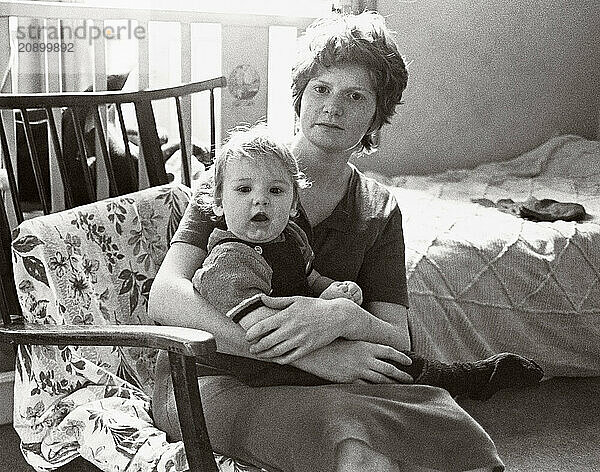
217, 154, 295, 243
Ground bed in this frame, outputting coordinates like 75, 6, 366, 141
369, 134, 600, 378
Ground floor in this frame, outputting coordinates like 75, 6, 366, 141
459, 376, 600, 472
1, 376, 599, 471
0, 424, 88, 471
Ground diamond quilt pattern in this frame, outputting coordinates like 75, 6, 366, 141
374, 135, 600, 376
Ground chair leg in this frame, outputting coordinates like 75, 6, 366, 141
168, 351, 218, 472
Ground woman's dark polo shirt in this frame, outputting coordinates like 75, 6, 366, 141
172, 165, 409, 308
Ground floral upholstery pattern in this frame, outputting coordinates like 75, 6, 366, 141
11, 184, 265, 472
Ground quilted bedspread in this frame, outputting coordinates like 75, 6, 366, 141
373, 135, 600, 377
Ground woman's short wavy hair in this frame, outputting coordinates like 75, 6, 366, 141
196, 124, 310, 215
292, 12, 408, 153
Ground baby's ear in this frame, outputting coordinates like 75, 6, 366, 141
366, 115, 381, 135
289, 205, 299, 218
212, 203, 224, 217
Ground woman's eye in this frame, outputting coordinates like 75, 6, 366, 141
349, 92, 364, 101
236, 186, 251, 193
314, 85, 328, 94
270, 187, 284, 195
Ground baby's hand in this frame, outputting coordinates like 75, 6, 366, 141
320, 281, 363, 305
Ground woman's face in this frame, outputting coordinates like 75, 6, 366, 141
298, 63, 377, 154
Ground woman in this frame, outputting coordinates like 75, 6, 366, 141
150, 12, 504, 472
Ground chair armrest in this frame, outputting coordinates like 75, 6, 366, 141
1, 322, 221, 471
0, 323, 216, 358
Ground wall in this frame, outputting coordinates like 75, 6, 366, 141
0, 346, 14, 425
358, 0, 600, 175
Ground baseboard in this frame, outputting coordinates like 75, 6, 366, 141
0, 371, 14, 425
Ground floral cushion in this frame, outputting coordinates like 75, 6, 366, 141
11, 183, 264, 472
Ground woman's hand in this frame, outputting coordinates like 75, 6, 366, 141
292, 339, 414, 384
238, 304, 279, 331
244, 295, 354, 363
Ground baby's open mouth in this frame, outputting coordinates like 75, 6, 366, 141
251, 213, 269, 222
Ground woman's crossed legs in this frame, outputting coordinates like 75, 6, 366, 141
153, 353, 504, 472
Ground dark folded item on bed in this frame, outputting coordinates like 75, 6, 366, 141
520, 197, 586, 222
473, 197, 587, 222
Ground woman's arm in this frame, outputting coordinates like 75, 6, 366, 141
149, 243, 413, 382
244, 295, 410, 363
291, 338, 413, 384
148, 241, 258, 356
365, 301, 411, 351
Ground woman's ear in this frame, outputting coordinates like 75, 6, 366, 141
212, 204, 224, 217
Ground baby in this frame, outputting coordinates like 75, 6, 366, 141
193, 125, 362, 322
192, 124, 543, 399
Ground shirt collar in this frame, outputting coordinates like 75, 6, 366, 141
208, 227, 286, 252
294, 164, 362, 236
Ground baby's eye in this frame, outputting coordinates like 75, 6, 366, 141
349, 91, 364, 101
236, 186, 251, 193
270, 187, 284, 195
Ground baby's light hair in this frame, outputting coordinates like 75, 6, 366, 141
196, 124, 310, 215
292, 11, 408, 154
